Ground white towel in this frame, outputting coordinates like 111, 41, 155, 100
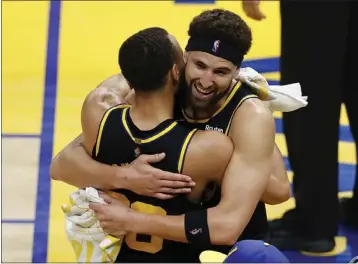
237, 67, 308, 112
62, 187, 122, 263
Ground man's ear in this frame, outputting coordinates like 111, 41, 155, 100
183, 51, 188, 63
235, 67, 240, 77
232, 67, 241, 81
171, 64, 180, 82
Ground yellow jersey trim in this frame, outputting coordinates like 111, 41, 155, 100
95, 104, 130, 157
224, 95, 258, 135
182, 81, 243, 124
121, 107, 178, 144
177, 129, 198, 173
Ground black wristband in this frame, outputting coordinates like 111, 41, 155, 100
184, 210, 211, 249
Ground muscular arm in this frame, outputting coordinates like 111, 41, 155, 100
261, 144, 291, 204
181, 130, 234, 200
234, 68, 290, 204
125, 99, 275, 245
50, 134, 124, 189
50, 74, 132, 188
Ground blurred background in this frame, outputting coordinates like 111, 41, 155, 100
1, 1, 357, 263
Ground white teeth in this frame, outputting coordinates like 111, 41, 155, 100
195, 85, 213, 95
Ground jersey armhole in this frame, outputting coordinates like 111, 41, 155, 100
224, 95, 258, 135
177, 129, 198, 173
92, 103, 130, 158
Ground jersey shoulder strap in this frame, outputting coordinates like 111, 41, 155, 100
92, 103, 130, 158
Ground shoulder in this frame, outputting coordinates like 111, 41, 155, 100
85, 74, 132, 109
82, 73, 131, 115
233, 97, 274, 129
230, 97, 275, 156
81, 74, 131, 153
96, 73, 129, 93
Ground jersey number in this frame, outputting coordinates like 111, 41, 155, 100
109, 192, 167, 254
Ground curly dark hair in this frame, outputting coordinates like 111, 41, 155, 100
188, 8, 252, 57
118, 27, 175, 92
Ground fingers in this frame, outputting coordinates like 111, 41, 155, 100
101, 224, 127, 238
153, 193, 176, 200
252, 5, 266, 20
159, 187, 192, 194
242, 1, 266, 21
89, 202, 105, 211
159, 172, 195, 185
139, 153, 166, 164
160, 179, 195, 189
99, 193, 113, 204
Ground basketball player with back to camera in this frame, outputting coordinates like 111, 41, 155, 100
83, 26, 234, 262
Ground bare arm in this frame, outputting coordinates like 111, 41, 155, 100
206, 100, 274, 244
234, 68, 290, 204
81, 76, 131, 153
50, 74, 130, 188
180, 130, 234, 200
50, 133, 123, 189
261, 144, 291, 205
91, 99, 275, 246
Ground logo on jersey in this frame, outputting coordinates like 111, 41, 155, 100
205, 124, 224, 133
134, 146, 141, 158
133, 138, 142, 158
212, 40, 220, 52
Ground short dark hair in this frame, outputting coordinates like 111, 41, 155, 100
188, 9, 252, 60
118, 27, 175, 92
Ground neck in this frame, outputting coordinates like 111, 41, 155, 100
183, 101, 217, 120
130, 86, 174, 130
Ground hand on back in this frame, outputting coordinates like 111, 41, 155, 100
119, 153, 195, 200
